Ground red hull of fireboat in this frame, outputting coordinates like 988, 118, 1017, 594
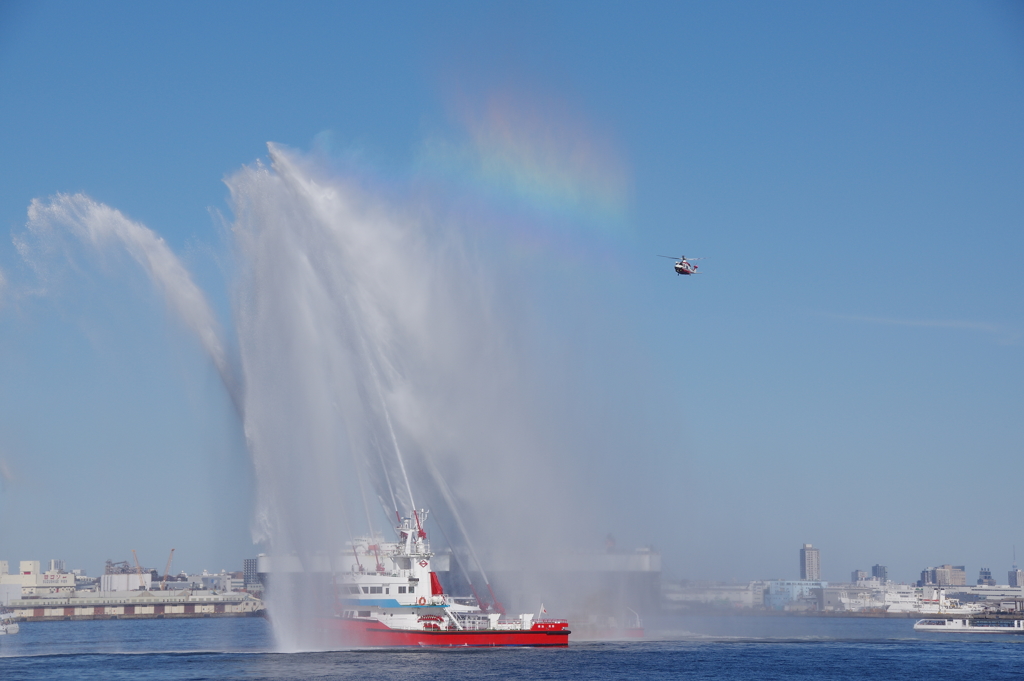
330, 618, 571, 647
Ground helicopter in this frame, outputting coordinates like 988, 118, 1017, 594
658, 254, 704, 275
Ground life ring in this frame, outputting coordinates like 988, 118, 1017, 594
419, 560, 428, 568
417, 596, 427, 606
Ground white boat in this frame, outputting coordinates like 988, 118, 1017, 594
914, 617, 1024, 633
884, 586, 984, 615
0, 608, 20, 635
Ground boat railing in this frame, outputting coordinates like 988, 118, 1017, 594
451, 613, 491, 630
347, 569, 405, 578
494, 619, 526, 630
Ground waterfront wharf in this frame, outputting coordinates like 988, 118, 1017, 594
7, 589, 264, 622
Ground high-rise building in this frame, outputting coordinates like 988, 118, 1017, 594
48, 559, 65, 573
851, 570, 868, 583
800, 544, 820, 581
1009, 567, 1023, 588
919, 565, 966, 586
871, 564, 887, 582
243, 558, 260, 588
977, 567, 996, 586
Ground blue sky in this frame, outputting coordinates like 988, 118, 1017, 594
0, 1, 1021, 583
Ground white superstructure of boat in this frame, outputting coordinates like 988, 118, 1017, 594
914, 618, 1024, 633
838, 583, 985, 615
891, 586, 984, 615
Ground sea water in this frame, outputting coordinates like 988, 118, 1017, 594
1, 615, 1022, 680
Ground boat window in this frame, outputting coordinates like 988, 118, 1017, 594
398, 586, 407, 594
358, 611, 370, 618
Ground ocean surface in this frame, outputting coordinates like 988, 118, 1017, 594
2, 614, 1022, 680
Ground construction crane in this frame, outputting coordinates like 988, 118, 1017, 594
131, 549, 145, 590
160, 549, 176, 590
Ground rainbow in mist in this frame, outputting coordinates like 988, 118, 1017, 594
419, 91, 631, 232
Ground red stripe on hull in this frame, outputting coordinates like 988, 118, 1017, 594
330, 618, 570, 647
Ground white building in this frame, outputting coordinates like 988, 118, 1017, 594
0, 560, 76, 604
100, 573, 152, 592
766, 580, 827, 610
200, 570, 244, 592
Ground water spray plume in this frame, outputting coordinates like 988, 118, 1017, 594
227, 142, 514, 647
19, 194, 242, 416
15, 142, 581, 650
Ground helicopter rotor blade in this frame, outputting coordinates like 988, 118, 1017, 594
657, 255, 681, 259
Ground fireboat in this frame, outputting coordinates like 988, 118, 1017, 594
328, 510, 570, 646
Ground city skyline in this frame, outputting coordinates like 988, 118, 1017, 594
5, 542, 1024, 592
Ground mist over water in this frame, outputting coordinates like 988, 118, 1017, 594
17, 143, 585, 650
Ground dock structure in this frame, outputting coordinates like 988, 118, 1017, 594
7, 589, 264, 621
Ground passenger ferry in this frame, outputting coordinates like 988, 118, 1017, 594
328, 510, 570, 646
914, 617, 1024, 633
